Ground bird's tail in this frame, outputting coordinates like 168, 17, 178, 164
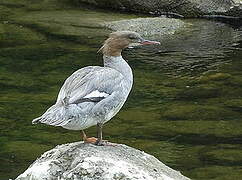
32, 116, 42, 124
32, 103, 80, 126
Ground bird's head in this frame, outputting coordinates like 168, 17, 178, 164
98, 31, 160, 56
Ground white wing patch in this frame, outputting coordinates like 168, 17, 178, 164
84, 90, 109, 99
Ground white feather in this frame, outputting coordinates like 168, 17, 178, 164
84, 90, 109, 98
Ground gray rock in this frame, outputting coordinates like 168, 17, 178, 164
78, 0, 242, 18
16, 142, 190, 180
103, 17, 185, 37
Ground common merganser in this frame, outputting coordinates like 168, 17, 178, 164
32, 31, 160, 145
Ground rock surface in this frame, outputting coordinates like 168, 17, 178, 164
78, 0, 242, 18
103, 17, 185, 37
16, 142, 190, 180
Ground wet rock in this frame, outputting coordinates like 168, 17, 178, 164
78, 0, 242, 18
103, 17, 185, 37
222, 0, 242, 18
16, 142, 190, 180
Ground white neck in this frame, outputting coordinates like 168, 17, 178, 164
103, 55, 133, 83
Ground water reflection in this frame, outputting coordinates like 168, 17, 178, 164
128, 20, 241, 75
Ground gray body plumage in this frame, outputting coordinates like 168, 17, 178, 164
32, 55, 133, 130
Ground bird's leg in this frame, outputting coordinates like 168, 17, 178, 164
81, 125, 112, 146
81, 130, 97, 144
95, 123, 104, 146
94, 123, 117, 146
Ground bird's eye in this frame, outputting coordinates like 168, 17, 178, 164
129, 35, 136, 40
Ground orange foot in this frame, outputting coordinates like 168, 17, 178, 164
81, 130, 97, 144
84, 137, 98, 144
84, 137, 109, 146
81, 130, 116, 146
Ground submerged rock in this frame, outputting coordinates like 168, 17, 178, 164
103, 17, 185, 36
78, 0, 242, 18
16, 142, 190, 180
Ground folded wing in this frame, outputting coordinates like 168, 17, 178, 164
57, 66, 125, 106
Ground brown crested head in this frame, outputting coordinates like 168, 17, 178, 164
98, 31, 160, 57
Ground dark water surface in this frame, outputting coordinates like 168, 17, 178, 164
0, 3, 242, 180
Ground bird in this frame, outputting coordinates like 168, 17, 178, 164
32, 31, 160, 146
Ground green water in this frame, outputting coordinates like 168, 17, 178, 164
0, 1, 242, 180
